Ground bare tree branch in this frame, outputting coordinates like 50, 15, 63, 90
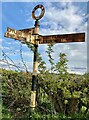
0, 48, 21, 71
20, 44, 28, 72
0, 60, 25, 70
0, 46, 29, 72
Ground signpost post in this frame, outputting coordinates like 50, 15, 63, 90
4, 4, 85, 110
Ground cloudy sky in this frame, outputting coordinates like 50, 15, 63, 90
1, 1, 88, 74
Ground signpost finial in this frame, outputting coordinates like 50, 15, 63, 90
32, 4, 45, 20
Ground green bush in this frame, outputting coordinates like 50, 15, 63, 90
2, 106, 12, 119
1, 51, 89, 119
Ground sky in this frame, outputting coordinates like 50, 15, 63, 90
1, 1, 88, 74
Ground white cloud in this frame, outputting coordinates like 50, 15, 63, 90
41, 2, 87, 34
22, 51, 33, 59
0, 58, 33, 72
0, 39, 2, 42
2, 2, 87, 74
39, 2, 87, 74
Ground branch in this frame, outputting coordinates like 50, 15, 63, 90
1, 48, 21, 71
0, 60, 25, 70
20, 44, 28, 73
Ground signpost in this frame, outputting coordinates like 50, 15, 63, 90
4, 4, 85, 110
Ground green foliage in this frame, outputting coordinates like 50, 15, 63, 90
26, 43, 35, 52
46, 42, 55, 72
1, 68, 89, 119
38, 53, 46, 74
1, 43, 89, 119
1, 69, 32, 118
37, 44, 89, 115
2, 106, 12, 119
55, 53, 68, 78
18, 112, 89, 120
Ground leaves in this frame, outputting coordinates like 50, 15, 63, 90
1, 43, 89, 118
46, 43, 55, 73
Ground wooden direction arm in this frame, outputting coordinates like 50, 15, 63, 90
4, 27, 39, 45
19, 27, 35, 34
39, 33, 85, 44
4, 27, 85, 45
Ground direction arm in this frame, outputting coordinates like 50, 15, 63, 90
4, 27, 27, 41
4, 28, 85, 44
39, 33, 85, 44
4, 27, 35, 44
19, 27, 35, 34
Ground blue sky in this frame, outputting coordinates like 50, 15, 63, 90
1, 2, 88, 74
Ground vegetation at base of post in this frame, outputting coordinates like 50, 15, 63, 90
1, 42, 89, 119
